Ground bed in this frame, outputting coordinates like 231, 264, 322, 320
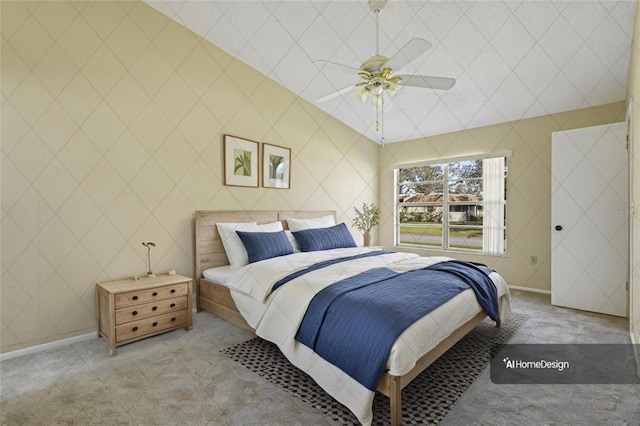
194, 210, 511, 425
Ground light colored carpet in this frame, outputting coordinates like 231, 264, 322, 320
440, 291, 640, 426
1, 290, 638, 425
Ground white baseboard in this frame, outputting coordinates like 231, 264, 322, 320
2, 310, 201, 362
508, 285, 551, 295
0, 332, 96, 362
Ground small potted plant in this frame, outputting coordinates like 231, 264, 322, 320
353, 202, 381, 246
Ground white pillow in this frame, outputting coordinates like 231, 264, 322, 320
286, 214, 335, 232
285, 230, 301, 253
216, 221, 283, 268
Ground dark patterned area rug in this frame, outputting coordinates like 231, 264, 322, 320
222, 313, 527, 425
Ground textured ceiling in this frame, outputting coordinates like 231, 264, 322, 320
146, 0, 637, 144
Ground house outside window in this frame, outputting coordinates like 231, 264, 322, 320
395, 153, 509, 255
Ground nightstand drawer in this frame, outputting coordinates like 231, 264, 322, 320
116, 311, 187, 343
115, 283, 188, 307
115, 296, 188, 325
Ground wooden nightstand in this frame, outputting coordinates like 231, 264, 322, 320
96, 274, 193, 355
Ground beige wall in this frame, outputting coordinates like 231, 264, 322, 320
628, 0, 640, 345
379, 102, 627, 291
0, 1, 379, 353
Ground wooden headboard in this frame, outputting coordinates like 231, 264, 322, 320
194, 210, 336, 278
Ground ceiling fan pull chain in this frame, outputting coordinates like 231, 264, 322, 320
381, 96, 385, 146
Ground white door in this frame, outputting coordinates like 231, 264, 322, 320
551, 122, 628, 317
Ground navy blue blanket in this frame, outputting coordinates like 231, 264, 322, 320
294, 260, 498, 391
426, 260, 499, 321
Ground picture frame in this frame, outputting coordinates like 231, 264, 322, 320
262, 143, 291, 189
223, 135, 259, 187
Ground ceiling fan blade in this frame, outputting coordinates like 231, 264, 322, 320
397, 75, 456, 91
385, 38, 433, 71
314, 60, 362, 74
315, 85, 355, 103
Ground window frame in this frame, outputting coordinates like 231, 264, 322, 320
394, 152, 510, 255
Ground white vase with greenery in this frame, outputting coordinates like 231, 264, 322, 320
352, 203, 381, 246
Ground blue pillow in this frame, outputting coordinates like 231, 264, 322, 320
236, 230, 294, 264
292, 223, 357, 252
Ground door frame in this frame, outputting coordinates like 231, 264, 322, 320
627, 99, 639, 378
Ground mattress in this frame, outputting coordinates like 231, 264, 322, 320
202, 265, 267, 326
202, 265, 235, 285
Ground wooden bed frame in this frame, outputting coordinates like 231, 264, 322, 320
194, 210, 499, 426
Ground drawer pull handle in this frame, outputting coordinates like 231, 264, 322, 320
171, 317, 176, 322
132, 295, 138, 300
132, 311, 138, 316
170, 303, 176, 308
152, 322, 158, 327
170, 289, 176, 294
152, 306, 157, 311
152, 292, 158, 297
132, 326, 138, 331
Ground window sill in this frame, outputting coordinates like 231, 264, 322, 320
394, 244, 507, 258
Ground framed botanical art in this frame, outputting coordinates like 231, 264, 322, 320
223, 135, 259, 187
262, 143, 291, 189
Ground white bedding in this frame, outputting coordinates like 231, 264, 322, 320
202, 265, 236, 285
225, 248, 511, 425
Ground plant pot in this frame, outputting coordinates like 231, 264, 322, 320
363, 230, 372, 247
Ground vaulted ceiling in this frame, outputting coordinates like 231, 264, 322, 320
146, 0, 637, 144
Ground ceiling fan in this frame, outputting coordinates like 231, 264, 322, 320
315, 0, 456, 106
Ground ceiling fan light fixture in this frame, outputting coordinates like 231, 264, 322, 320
384, 83, 399, 97
355, 85, 371, 103
370, 79, 384, 95
372, 93, 383, 106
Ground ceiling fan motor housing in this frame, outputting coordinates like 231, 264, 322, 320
360, 54, 389, 73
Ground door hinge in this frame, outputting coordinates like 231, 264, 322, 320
626, 281, 630, 291
627, 134, 630, 150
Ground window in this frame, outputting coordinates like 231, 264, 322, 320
395, 153, 508, 255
